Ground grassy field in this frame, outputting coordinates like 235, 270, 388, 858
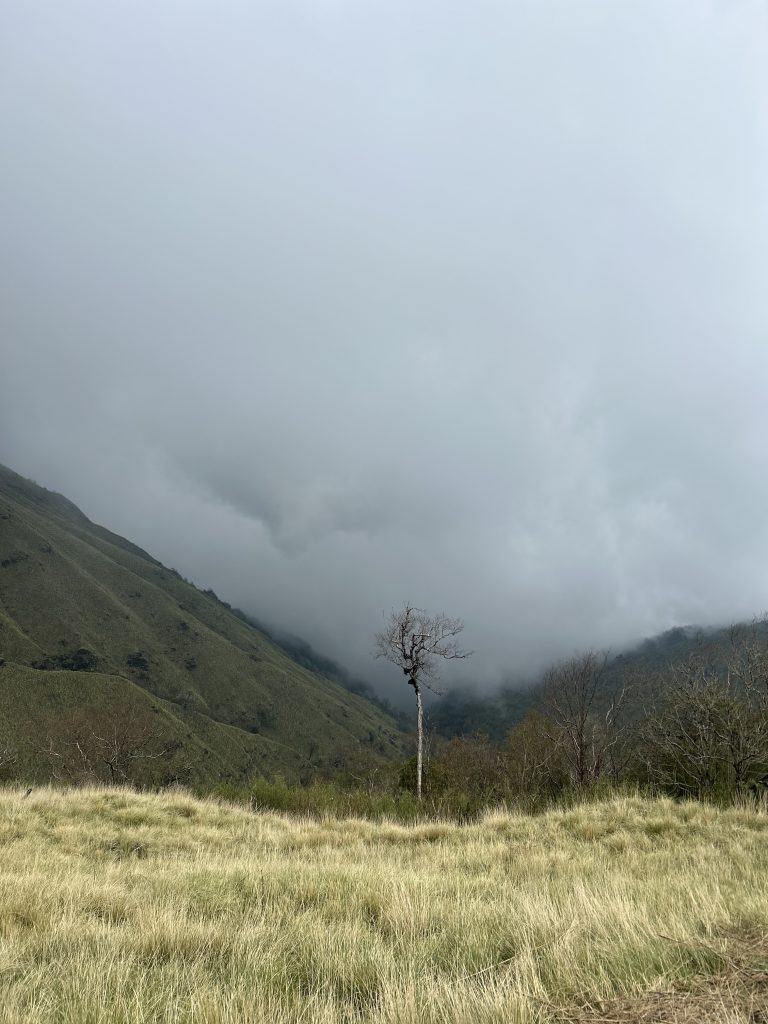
0, 788, 766, 1022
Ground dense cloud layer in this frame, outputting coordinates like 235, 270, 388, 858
2, 1, 767, 698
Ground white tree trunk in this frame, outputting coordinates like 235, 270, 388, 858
415, 683, 423, 800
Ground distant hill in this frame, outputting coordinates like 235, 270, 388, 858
430, 621, 768, 742
0, 463, 403, 783
427, 685, 538, 743
602, 620, 768, 696
228, 611, 412, 731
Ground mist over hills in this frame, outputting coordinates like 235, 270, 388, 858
2, 0, 766, 721
0, 463, 403, 784
427, 622, 756, 742
2, 457, 766, 790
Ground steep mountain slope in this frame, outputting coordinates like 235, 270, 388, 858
0, 463, 403, 781
0, 662, 276, 784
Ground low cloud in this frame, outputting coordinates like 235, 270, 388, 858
2, 0, 767, 697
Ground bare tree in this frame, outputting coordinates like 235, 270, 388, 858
724, 617, 768, 791
504, 710, 568, 798
642, 643, 768, 799
641, 660, 725, 798
42, 723, 170, 786
94, 726, 169, 783
726, 616, 768, 697
0, 744, 16, 776
540, 651, 630, 789
375, 604, 470, 799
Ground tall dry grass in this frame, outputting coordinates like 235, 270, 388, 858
0, 786, 766, 1022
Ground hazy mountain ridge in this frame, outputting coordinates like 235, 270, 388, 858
2, 460, 763, 789
226, 609, 412, 730
429, 622, 767, 741
0, 463, 403, 783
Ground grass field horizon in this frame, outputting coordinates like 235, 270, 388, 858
1, 785, 766, 1023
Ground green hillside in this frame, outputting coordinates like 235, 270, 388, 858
0, 463, 403, 783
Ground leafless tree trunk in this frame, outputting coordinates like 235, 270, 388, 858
414, 682, 424, 800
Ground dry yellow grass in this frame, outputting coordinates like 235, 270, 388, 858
0, 786, 766, 1023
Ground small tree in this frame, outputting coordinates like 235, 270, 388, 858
540, 651, 631, 789
375, 604, 470, 799
641, 654, 768, 800
42, 721, 170, 786
505, 710, 568, 799
0, 744, 16, 777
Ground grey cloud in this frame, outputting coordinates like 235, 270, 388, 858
1, 0, 767, 697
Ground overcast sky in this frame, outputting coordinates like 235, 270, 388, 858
1, 0, 767, 698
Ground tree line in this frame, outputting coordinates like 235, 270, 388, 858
3, 604, 767, 816
411, 617, 768, 806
